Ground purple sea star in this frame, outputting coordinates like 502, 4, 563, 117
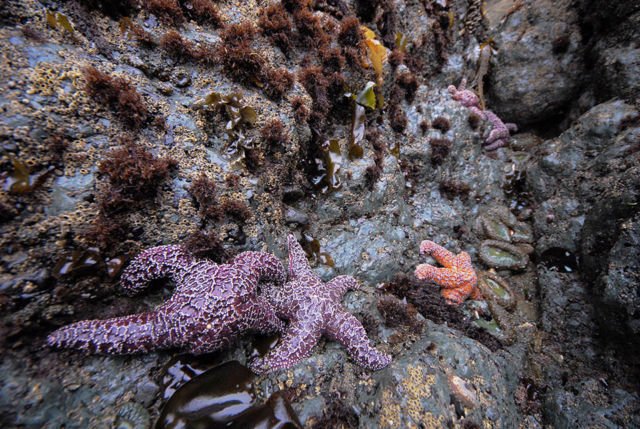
448, 78, 518, 151
249, 234, 392, 373
47, 245, 286, 355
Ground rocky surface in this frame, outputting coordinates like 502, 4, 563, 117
0, 0, 638, 428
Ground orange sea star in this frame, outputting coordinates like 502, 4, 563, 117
414, 240, 481, 306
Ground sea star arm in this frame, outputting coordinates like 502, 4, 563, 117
242, 293, 286, 335
120, 245, 196, 296
47, 310, 172, 354
415, 263, 465, 289
232, 251, 286, 284
325, 275, 360, 301
469, 105, 486, 120
324, 309, 391, 371
286, 234, 312, 278
484, 139, 508, 151
249, 320, 322, 373
419, 240, 457, 267
506, 122, 518, 133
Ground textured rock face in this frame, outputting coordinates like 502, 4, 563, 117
590, 11, 640, 103
527, 100, 640, 426
528, 100, 640, 340
488, 0, 584, 124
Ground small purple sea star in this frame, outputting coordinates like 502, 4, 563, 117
47, 245, 286, 355
249, 234, 392, 373
447, 79, 518, 151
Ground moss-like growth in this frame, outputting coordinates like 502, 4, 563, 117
261, 119, 289, 153
396, 71, 418, 103
83, 66, 149, 129
432, 116, 451, 132
338, 16, 362, 47
262, 67, 295, 100
160, 29, 197, 62
142, 0, 184, 25
377, 295, 422, 333
439, 179, 471, 200
293, 8, 330, 49
189, 174, 222, 221
184, 230, 230, 262
221, 198, 252, 222
98, 136, 176, 211
430, 137, 452, 166
185, 0, 223, 26
385, 274, 502, 351
309, 392, 359, 429
291, 96, 310, 123
258, 3, 293, 53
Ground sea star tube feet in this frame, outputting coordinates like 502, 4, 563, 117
47, 246, 286, 355
249, 234, 391, 373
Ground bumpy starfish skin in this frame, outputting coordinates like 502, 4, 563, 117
250, 235, 391, 373
448, 79, 517, 151
415, 240, 481, 306
47, 245, 286, 355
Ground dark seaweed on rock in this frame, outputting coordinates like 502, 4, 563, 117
385, 274, 503, 351
308, 392, 359, 429
98, 136, 176, 210
83, 66, 148, 129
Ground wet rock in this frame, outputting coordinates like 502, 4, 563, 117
46, 170, 96, 216
587, 213, 640, 343
544, 379, 640, 429
488, 0, 584, 124
589, 9, 640, 103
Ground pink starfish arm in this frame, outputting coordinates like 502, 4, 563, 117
506, 123, 518, 133
231, 251, 287, 284
249, 320, 322, 373
469, 105, 487, 120
120, 245, 198, 296
325, 275, 360, 301
242, 294, 286, 335
324, 309, 392, 371
286, 234, 312, 279
484, 139, 509, 151
47, 311, 172, 354
415, 263, 466, 290
420, 240, 457, 267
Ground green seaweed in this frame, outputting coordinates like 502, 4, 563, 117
202, 91, 258, 156
349, 104, 366, 160
46, 10, 74, 34
301, 232, 335, 267
4, 158, 53, 194
355, 81, 377, 109
312, 139, 343, 193
53, 247, 104, 279
395, 32, 408, 52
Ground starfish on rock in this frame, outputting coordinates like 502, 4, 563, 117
250, 234, 392, 373
448, 79, 518, 151
48, 245, 286, 355
415, 240, 481, 306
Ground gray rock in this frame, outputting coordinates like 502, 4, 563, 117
488, 0, 584, 124
46, 170, 96, 216
591, 11, 640, 103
